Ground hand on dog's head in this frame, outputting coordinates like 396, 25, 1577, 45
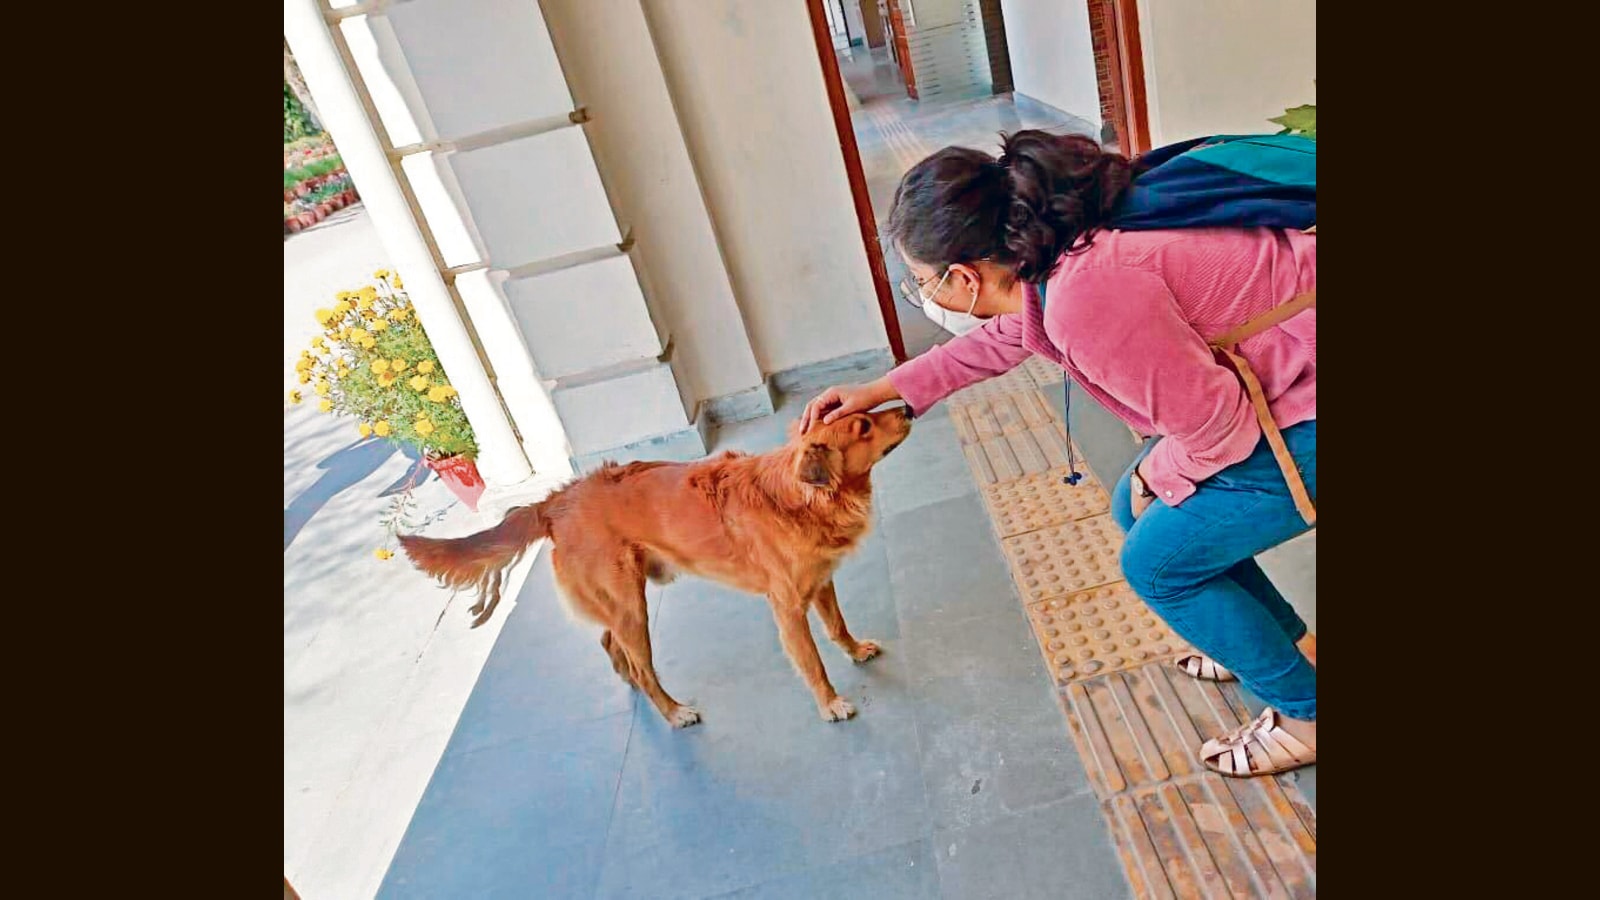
787, 407, 912, 490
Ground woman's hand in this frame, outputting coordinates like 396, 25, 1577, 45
1130, 464, 1154, 519
800, 377, 900, 434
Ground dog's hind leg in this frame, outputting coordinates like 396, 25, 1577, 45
604, 570, 700, 728
811, 580, 881, 663
599, 630, 635, 686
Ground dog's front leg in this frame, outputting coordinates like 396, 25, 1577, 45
768, 588, 854, 722
811, 580, 881, 663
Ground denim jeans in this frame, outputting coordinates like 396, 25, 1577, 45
1110, 420, 1317, 720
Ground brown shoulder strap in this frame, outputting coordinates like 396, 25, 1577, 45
1209, 289, 1316, 351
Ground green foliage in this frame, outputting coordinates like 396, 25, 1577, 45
1269, 102, 1316, 139
284, 81, 318, 144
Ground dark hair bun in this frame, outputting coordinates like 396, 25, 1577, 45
885, 130, 1133, 284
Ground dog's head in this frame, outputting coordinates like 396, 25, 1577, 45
788, 406, 912, 490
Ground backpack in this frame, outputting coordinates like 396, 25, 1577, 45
1048, 133, 1317, 524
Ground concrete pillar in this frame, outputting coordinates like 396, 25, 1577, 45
284, 0, 534, 486
368, 0, 717, 469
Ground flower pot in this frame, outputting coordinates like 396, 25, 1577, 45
425, 454, 486, 511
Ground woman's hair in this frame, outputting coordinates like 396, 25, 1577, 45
885, 130, 1136, 284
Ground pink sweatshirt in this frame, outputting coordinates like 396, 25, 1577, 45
887, 227, 1316, 506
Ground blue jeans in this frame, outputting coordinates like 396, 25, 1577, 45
1110, 420, 1317, 720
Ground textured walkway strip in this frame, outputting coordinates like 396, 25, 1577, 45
950, 355, 1317, 899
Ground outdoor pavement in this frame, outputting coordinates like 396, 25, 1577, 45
285, 206, 548, 900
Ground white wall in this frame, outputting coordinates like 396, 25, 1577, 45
537, 0, 764, 408
642, 0, 889, 377
1137, 0, 1316, 145
999, 0, 1101, 125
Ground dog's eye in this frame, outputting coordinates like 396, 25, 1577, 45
856, 417, 872, 437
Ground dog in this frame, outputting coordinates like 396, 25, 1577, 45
399, 406, 913, 726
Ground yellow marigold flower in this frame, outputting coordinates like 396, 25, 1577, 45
337, 291, 354, 302
414, 418, 435, 436
374, 420, 392, 437
298, 372, 311, 385
393, 307, 411, 321
314, 380, 331, 396
319, 399, 333, 413
338, 365, 350, 378
311, 336, 327, 350
359, 285, 378, 301
409, 374, 430, 392
370, 318, 389, 332
427, 386, 448, 402
391, 358, 408, 372
348, 327, 368, 343
288, 390, 303, 404
371, 359, 389, 375
358, 422, 372, 438
417, 360, 435, 374
295, 358, 312, 372
375, 268, 392, 280
374, 548, 394, 560
378, 372, 397, 387
360, 337, 377, 349
356, 292, 374, 310
315, 308, 335, 326
333, 300, 352, 316
440, 385, 458, 399
393, 275, 404, 289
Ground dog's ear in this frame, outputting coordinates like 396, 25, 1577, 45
795, 443, 840, 487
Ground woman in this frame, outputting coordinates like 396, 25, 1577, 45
800, 131, 1317, 777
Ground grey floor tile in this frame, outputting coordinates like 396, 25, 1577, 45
885, 493, 1019, 635
377, 711, 634, 900
900, 606, 1092, 831
711, 838, 939, 900
874, 414, 978, 517
933, 794, 1132, 900
595, 655, 930, 899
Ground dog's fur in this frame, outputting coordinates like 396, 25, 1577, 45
399, 407, 913, 726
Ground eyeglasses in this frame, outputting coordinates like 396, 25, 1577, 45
897, 267, 951, 310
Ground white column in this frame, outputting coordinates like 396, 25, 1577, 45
285, 0, 534, 486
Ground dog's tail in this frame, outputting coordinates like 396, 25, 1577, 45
398, 502, 552, 627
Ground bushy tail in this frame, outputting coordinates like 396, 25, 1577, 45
398, 502, 552, 628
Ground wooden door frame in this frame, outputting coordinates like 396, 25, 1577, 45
806, 0, 908, 362
1103, 0, 1152, 156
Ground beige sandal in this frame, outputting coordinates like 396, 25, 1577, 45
1175, 652, 1237, 682
1200, 708, 1316, 777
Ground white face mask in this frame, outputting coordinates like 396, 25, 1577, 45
918, 268, 988, 336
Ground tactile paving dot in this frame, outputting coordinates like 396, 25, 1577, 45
1001, 514, 1125, 604
982, 466, 1111, 537
1023, 583, 1191, 684
946, 368, 1039, 406
1022, 355, 1065, 385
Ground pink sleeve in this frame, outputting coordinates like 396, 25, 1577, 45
1053, 267, 1258, 506
886, 312, 1031, 415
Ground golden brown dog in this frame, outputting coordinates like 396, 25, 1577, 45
399, 406, 912, 726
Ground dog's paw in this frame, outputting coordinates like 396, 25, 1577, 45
668, 705, 702, 728
850, 640, 882, 663
820, 696, 857, 722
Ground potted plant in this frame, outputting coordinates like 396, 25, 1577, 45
292, 270, 487, 527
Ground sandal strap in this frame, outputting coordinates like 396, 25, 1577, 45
1176, 652, 1234, 681
1200, 708, 1314, 776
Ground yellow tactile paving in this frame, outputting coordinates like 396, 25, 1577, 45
1024, 584, 1191, 684
1001, 515, 1126, 604
945, 358, 1317, 898
981, 465, 1111, 537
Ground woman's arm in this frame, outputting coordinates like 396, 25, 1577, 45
802, 312, 1031, 431
885, 311, 1031, 415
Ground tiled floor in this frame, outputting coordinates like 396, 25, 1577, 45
375, 52, 1316, 899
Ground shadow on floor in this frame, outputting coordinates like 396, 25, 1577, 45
284, 437, 424, 551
